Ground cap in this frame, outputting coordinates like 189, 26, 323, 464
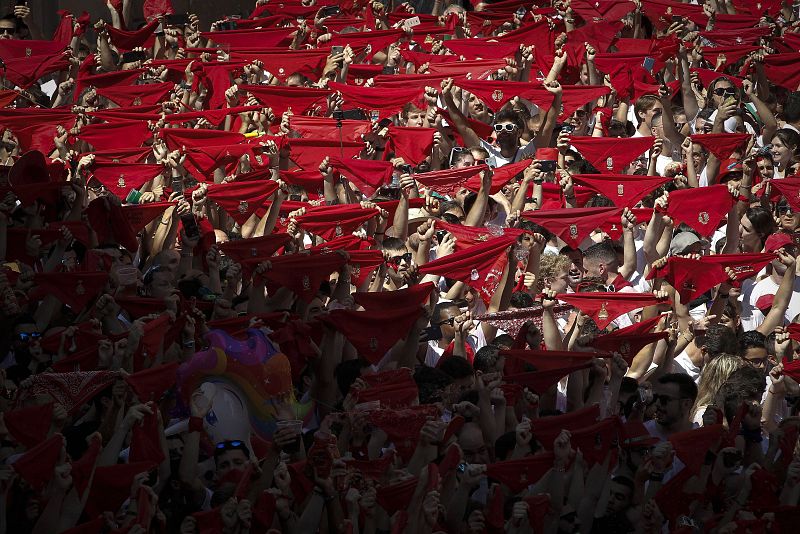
569, 136, 655, 173
765, 232, 794, 253
557, 292, 666, 329
669, 231, 707, 256
329, 156, 394, 198
418, 233, 518, 303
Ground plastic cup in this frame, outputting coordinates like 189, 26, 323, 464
276, 419, 303, 453
116, 266, 138, 287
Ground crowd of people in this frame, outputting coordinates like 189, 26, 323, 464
3, 0, 800, 532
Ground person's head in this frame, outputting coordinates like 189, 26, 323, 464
401, 103, 426, 127
694, 108, 715, 134
458, 421, 491, 464
691, 353, 745, 420
509, 291, 534, 309
672, 107, 689, 137
715, 365, 766, 425
606, 475, 634, 515
634, 95, 662, 129
414, 366, 453, 404
718, 301, 741, 333
431, 301, 462, 343
143, 265, 175, 299
650, 112, 665, 140
213, 440, 250, 479
463, 192, 498, 225
492, 109, 525, 149
473, 344, 505, 374
568, 107, 590, 136
449, 146, 476, 168
739, 330, 769, 371
739, 206, 776, 252
770, 128, 800, 171
708, 77, 738, 109
381, 237, 412, 279
756, 154, 775, 180
776, 199, 800, 232
0, 15, 17, 39
698, 323, 740, 364
652, 373, 698, 432
560, 246, 585, 288
581, 242, 617, 283
538, 254, 572, 293
765, 232, 798, 275
285, 73, 311, 87
440, 355, 475, 401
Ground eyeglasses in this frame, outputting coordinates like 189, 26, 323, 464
713, 87, 737, 97
17, 332, 41, 342
493, 123, 518, 133
652, 394, 683, 405
778, 206, 794, 216
389, 252, 413, 265
436, 317, 457, 326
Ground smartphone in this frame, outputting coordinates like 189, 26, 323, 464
217, 20, 238, 31
165, 13, 189, 26
420, 324, 443, 342
642, 57, 655, 71
378, 118, 393, 129
15, 0, 26, 6
171, 178, 184, 194
400, 164, 413, 174
121, 50, 148, 64
539, 160, 556, 172
154, 23, 164, 35
331, 45, 344, 55
561, 124, 574, 134
181, 214, 200, 239
435, 230, 448, 243
320, 5, 340, 17
724, 96, 737, 108
456, 462, 468, 474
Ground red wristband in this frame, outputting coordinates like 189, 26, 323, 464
189, 416, 204, 433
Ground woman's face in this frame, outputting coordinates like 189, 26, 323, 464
771, 136, 793, 169
453, 153, 475, 169
739, 215, 763, 252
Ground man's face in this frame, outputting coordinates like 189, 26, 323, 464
566, 252, 585, 287
405, 110, 425, 127
12, 322, 38, 351
147, 271, 174, 299
386, 247, 412, 275
493, 121, 520, 148
690, 144, 707, 170
652, 382, 689, 430
458, 423, 490, 464
215, 449, 248, 479
582, 256, 603, 279
743, 347, 769, 371
0, 20, 15, 40
547, 267, 571, 293
436, 305, 461, 341
640, 102, 663, 128
605, 481, 632, 515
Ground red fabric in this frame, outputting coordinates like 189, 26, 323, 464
591, 315, 665, 356
295, 204, 380, 240
368, 405, 439, 461
467, 159, 535, 194
781, 359, 800, 382
163, 106, 262, 127
521, 207, 619, 248
559, 85, 612, 120
699, 26, 771, 46
90, 162, 164, 198
762, 53, 800, 91
571, 0, 636, 22
89, 147, 151, 164
569, 136, 655, 173
485, 453, 555, 493
646, 256, 720, 303
376, 477, 418, 514
260, 251, 347, 303
444, 39, 520, 59
230, 49, 329, 83
279, 169, 325, 198
3, 402, 53, 448
570, 417, 622, 465
572, 174, 670, 207
201, 28, 296, 49
557, 292, 665, 329
387, 125, 436, 166
690, 133, 752, 160
132, 313, 172, 371
454, 79, 554, 113
320, 305, 425, 364
182, 144, 256, 180
4, 51, 70, 89
504, 362, 594, 394
659, 184, 735, 237
75, 69, 146, 101
436, 221, 526, 251
346, 249, 386, 286
502, 349, 601, 371
125, 362, 180, 402
129, 405, 165, 464
669, 424, 724, 474
690, 67, 744, 89
121, 202, 174, 233
486, 484, 504, 531
0, 89, 18, 108
95, 82, 173, 107
32, 272, 108, 311
15, 371, 119, 416
330, 156, 394, 197
0, 109, 74, 153
143, 0, 174, 19
600, 208, 653, 240
328, 29, 405, 60
159, 128, 244, 151
766, 176, 800, 212
79, 121, 152, 151
328, 82, 426, 120
206, 180, 278, 225
242, 84, 330, 117
699, 44, 761, 65
631, 78, 680, 102
525, 405, 602, 448
218, 233, 292, 275
354, 281, 435, 310
85, 461, 158, 518
418, 234, 518, 302
286, 137, 365, 170
11, 434, 64, 491
700, 253, 776, 287
0, 39, 66, 59
290, 115, 372, 142
414, 165, 488, 197
353, 380, 419, 408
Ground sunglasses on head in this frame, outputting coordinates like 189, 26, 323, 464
713, 87, 737, 97
493, 123, 518, 133
18, 332, 41, 342
215, 440, 248, 454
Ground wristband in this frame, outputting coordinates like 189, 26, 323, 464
188, 416, 204, 433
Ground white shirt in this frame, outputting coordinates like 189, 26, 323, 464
480, 139, 537, 168
742, 275, 800, 331
672, 350, 702, 383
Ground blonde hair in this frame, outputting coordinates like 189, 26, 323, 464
691, 353, 745, 420
538, 254, 571, 289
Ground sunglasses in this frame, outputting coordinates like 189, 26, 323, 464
713, 87, 737, 97
778, 206, 794, 216
389, 252, 413, 265
215, 440, 248, 453
436, 317, 457, 327
18, 332, 42, 342
0, 28, 14, 35
652, 394, 683, 405
493, 123, 518, 133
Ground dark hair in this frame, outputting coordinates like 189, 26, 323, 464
518, 220, 553, 242
773, 128, 800, 156
509, 291, 534, 309
414, 366, 453, 404
739, 330, 767, 354
586, 194, 614, 207
658, 373, 698, 403
441, 212, 462, 224
716, 366, 766, 423
744, 206, 776, 249
493, 109, 525, 131
462, 192, 497, 219
431, 301, 460, 326
583, 242, 616, 266
439, 356, 474, 379
701, 323, 739, 358
381, 237, 406, 252
473, 345, 501, 373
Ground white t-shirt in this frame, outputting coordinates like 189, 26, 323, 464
672, 350, 702, 383
741, 275, 800, 331
480, 139, 537, 168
